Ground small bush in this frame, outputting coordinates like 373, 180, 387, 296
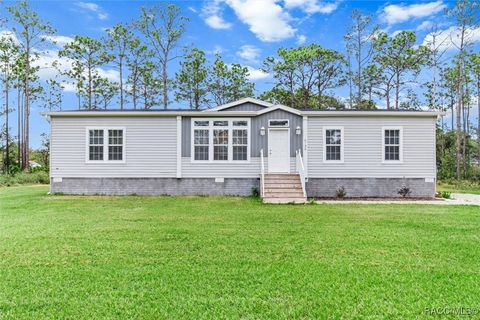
336, 186, 346, 199
440, 191, 451, 199
251, 187, 260, 198
397, 185, 411, 198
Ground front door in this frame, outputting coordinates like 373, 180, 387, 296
268, 129, 290, 173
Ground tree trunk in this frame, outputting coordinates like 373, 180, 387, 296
162, 60, 168, 109
477, 82, 480, 164
23, 39, 30, 171
4, 70, 9, 172
17, 88, 21, 167
455, 29, 465, 180
119, 58, 123, 110
386, 83, 391, 110
395, 73, 400, 109
88, 63, 92, 110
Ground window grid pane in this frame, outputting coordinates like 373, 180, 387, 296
108, 130, 123, 161
325, 129, 342, 161
89, 130, 104, 161
194, 129, 209, 160
384, 130, 400, 161
233, 129, 248, 160
214, 129, 229, 160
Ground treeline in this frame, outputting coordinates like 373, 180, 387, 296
0, 0, 479, 180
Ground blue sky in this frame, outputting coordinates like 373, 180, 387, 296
1, 0, 478, 148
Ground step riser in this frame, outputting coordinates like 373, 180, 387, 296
264, 193, 305, 198
264, 198, 307, 204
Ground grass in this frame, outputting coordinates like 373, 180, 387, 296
437, 180, 480, 195
1, 186, 480, 319
0, 171, 49, 187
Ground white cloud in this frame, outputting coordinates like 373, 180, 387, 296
423, 26, 480, 51
246, 66, 269, 81
284, 0, 340, 14
225, 0, 296, 42
296, 34, 307, 45
416, 20, 434, 32
75, 2, 109, 20
382, 1, 446, 25
202, 0, 233, 30
237, 45, 261, 63
42, 35, 74, 47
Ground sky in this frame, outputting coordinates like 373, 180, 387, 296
0, 0, 478, 148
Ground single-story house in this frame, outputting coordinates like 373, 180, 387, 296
43, 98, 441, 203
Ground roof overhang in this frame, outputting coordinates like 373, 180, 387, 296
205, 97, 273, 111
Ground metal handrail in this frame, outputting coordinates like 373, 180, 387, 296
260, 149, 265, 197
296, 149, 307, 198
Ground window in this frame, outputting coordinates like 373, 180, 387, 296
86, 128, 125, 162
213, 129, 228, 160
233, 129, 248, 160
269, 119, 289, 127
192, 119, 250, 162
383, 128, 402, 162
324, 128, 343, 162
194, 129, 209, 160
89, 129, 104, 161
108, 130, 123, 161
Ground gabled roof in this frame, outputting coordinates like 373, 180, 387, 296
206, 97, 273, 111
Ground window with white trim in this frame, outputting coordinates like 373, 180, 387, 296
384, 128, 401, 161
87, 128, 125, 162
192, 119, 250, 162
324, 128, 343, 161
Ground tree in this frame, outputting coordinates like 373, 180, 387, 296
106, 23, 132, 109
208, 54, 254, 107
0, 36, 19, 172
138, 61, 162, 109
93, 77, 117, 110
136, 4, 188, 109
467, 53, 480, 163
7, 0, 55, 170
447, 0, 480, 178
174, 48, 209, 109
40, 78, 63, 111
344, 10, 378, 104
59, 36, 111, 110
263, 44, 344, 109
373, 31, 428, 109
126, 37, 150, 109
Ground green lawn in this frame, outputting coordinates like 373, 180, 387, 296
437, 180, 480, 195
1, 186, 479, 319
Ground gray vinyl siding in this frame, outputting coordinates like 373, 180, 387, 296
181, 157, 296, 178
50, 117, 177, 178
220, 102, 266, 111
306, 116, 436, 178
182, 109, 302, 157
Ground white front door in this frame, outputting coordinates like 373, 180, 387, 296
268, 129, 290, 173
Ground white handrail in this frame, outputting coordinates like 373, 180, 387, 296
260, 149, 265, 197
296, 150, 307, 198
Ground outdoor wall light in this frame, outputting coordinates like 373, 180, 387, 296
260, 126, 266, 136
296, 126, 302, 135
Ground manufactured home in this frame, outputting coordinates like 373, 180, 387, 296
44, 98, 441, 203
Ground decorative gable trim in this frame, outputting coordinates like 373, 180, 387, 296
206, 97, 273, 112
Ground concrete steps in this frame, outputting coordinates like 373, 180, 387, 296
262, 174, 306, 204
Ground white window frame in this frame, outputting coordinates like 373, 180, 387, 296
323, 126, 344, 163
191, 118, 251, 163
85, 127, 126, 164
268, 119, 289, 128
382, 126, 403, 163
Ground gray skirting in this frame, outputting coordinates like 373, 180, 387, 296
51, 177, 435, 198
50, 177, 259, 196
306, 178, 435, 198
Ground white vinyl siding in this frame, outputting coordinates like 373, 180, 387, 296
51, 117, 177, 178
307, 117, 436, 178
181, 157, 296, 178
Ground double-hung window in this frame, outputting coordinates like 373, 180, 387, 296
383, 127, 402, 162
87, 128, 125, 163
192, 119, 250, 162
324, 127, 343, 162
